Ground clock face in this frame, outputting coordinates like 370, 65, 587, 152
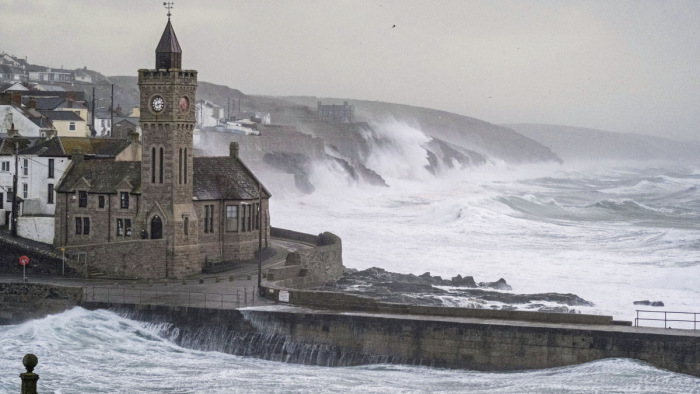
151, 96, 165, 113
179, 96, 189, 113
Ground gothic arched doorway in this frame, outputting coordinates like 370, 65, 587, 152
151, 215, 163, 239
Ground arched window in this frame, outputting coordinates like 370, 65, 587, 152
159, 147, 164, 183
151, 147, 156, 183
150, 215, 163, 239
183, 217, 189, 236
184, 148, 188, 184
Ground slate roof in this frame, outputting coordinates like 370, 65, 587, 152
193, 157, 271, 201
156, 20, 182, 54
20, 137, 133, 157
0, 136, 43, 155
56, 160, 141, 194
23, 96, 63, 110
39, 110, 84, 121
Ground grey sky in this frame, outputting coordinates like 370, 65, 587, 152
1, 0, 698, 141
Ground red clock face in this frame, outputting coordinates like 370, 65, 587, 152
179, 97, 189, 113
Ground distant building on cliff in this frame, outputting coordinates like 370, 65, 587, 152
317, 101, 354, 124
53, 17, 271, 279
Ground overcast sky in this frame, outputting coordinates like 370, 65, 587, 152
1, 0, 699, 141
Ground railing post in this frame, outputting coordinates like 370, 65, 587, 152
244, 288, 248, 306
20, 354, 39, 394
664, 311, 667, 328
237, 289, 240, 306
204, 293, 207, 308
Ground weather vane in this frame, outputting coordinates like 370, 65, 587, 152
164, 2, 174, 20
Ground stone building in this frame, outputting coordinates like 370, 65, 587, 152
53, 19, 271, 279
317, 101, 354, 124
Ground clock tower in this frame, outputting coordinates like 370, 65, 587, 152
137, 17, 199, 272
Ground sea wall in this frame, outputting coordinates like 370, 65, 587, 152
267, 229, 343, 289
0, 283, 82, 325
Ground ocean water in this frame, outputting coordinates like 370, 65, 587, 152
271, 158, 700, 324
0, 308, 698, 393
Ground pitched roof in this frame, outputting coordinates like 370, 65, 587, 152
0, 136, 42, 155
39, 110, 84, 121
20, 137, 134, 157
23, 96, 63, 110
56, 159, 141, 194
156, 20, 182, 54
193, 156, 270, 201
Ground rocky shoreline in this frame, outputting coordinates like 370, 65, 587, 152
319, 267, 594, 313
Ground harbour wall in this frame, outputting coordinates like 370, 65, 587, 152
1, 283, 698, 377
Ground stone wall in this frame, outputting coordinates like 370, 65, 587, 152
17, 216, 54, 244
0, 234, 81, 277
62, 239, 167, 279
267, 229, 343, 289
0, 283, 82, 325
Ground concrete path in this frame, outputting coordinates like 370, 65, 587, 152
0, 238, 310, 309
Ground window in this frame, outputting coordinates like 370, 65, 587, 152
184, 217, 189, 236
22, 159, 28, 176
184, 148, 188, 184
179, 148, 182, 184
47, 184, 54, 204
204, 205, 210, 233
1, 161, 9, 172
151, 147, 156, 183
0, 193, 3, 209
248, 204, 252, 231
69, 122, 76, 131
125, 219, 132, 237
240, 204, 246, 232
83, 217, 90, 235
208, 204, 214, 233
117, 218, 124, 236
22, 183, 27, 199
78, 191, 87, 207
6, 188, 12, 201
75, 217, 82, 234
48, 159, 54, 179
120, 192, 129, 209
226, 205, 238, 232
98, 195, 105, 208
159, 147, 163, 184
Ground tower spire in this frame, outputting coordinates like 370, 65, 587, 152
155, 8, 182, 70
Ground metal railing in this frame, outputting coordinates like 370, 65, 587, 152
635, 310, 698, 330
82, 286, 261, 309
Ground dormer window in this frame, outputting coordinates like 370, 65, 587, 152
78, 191, 88, 207
120, 192, 129, 209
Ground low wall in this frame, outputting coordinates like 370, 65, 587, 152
262, 287, 614, 326
63, 239, 168, 279
0, 283, 82, 325
17, 216, 54, 244
268, 229, 343, 289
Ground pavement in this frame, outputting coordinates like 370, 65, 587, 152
0, 238, 311, 309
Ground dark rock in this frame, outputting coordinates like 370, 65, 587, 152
451, 275, 477, 288
650, 301, 665, 307
633, 300, 651, 305
479, 278, 512, 291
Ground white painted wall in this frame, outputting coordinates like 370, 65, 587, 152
0, 105, 42, 136
195, 100, 223, 128
20, 155, 70, 216
17, 215, 54, 244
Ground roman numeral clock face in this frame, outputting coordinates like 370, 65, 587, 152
151, 96, 165, 113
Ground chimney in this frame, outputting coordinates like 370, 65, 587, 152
7, 123, 19, 138
28, 97, 36, 109
43, 128, 57, 140
229, 142, 239, 158
128, 130, 140, 144
71, 146, 84, 163
66, 98, 73, 108
11, 91, 21, 107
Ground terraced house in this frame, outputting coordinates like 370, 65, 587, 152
53, 18, 270, 279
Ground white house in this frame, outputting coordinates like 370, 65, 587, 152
195, 99, 224, 128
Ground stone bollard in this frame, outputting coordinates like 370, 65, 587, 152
20, 354, 39, 394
